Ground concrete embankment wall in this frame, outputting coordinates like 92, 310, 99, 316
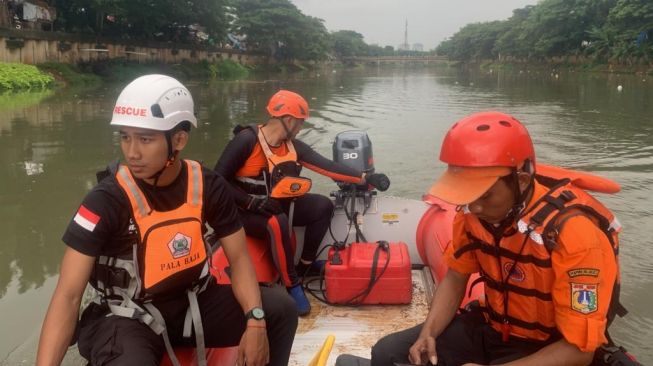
0, 29, 268, 65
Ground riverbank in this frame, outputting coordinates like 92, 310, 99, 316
479, 61, 653, 76
3, 58, 650, 94
0, 59, 256, 92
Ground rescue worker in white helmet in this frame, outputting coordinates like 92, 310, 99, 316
37, 75, 298, 366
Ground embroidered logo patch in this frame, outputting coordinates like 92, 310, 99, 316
568, 268, 600, 278
571, 283, 598, 314
168, 233, 192, 259
503, 263, 525, 282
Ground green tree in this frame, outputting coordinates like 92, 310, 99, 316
53, 0, 228, 43
435, 0, 653, 62
608, 0, 653, 33
605, 0, 653, 60
230, 0, 329, 60
330, 30, 368, 57
586, 26, 619, 61
53, 0, 121, 34
494, 6, 534, 59
436, 21, 508, 61
518, 0, 616, 58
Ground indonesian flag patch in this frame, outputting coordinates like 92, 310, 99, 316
74, 205, 101, 232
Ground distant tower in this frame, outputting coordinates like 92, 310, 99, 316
404, 19, 408, 47
399, 19, 410, 51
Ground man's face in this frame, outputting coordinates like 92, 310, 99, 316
119, 126, 168, 180
284, 116, 305, 139
467, 176, 516, 224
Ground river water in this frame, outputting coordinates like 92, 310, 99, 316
0, 66, 651, 364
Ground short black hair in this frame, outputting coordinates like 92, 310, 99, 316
171, 121, 192, 133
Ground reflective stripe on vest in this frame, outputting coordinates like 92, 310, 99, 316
234, 125, 297, 195
235, 125, 311, 198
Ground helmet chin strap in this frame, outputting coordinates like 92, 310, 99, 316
147, 131, 179, 187
279, 116, 294, 140
499, 167, 535, 227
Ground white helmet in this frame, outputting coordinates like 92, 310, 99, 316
110, 74, 197, 131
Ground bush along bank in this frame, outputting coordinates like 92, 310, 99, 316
76, 59, 251, 82
480, 60, 653, 75
2, 59, 257, 93
37, 63, 102, 87
0, 63, 54, 91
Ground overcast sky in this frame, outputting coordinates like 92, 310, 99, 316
291, 0, 540, 50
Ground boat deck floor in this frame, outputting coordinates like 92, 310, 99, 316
289, 269, 432, 366
9, 270, 432, 366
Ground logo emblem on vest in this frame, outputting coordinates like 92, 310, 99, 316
503, 263, 525, 282
168, 233, 192, 259
571, 283, 598, 314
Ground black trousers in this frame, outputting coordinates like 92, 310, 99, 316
371, 310, 555, 366
78, 283, 298, 366
240, 193, 334, 287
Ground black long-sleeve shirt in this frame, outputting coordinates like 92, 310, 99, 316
215, 126, 362, 207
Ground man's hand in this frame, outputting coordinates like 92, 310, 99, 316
408, 334, 437, 365
247, 197, 283, 217
366, 173, 391, 191
238, 324, 269, 366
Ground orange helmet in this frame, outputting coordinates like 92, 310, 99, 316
429, 112, 535, 205
440, 111, 535, 168
266, 90, 309, 119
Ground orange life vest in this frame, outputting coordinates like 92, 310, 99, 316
235, 125, 311, 199
87, 159, 213, 366
114, 159, 209, 298
454, 170, 623, 344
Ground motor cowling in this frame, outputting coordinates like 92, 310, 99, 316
333, 131, 374, 189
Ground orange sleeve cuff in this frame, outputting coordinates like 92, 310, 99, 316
445, 239, 480, 274
444, 213, 480, 274
556, 310, 608, 352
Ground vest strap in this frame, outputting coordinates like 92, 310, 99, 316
257, 126, 297, 171
485, 301, 559, 336
144, 302, 181, 366
455, 235, 552, 268
530, 190, 576, 226
483, 274, 553, 301
117, 165, 151, 218
187, 289, 207, 366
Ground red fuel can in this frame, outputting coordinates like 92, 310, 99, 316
325, 242, 412, 304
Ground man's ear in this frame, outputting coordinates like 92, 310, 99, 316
280, 116, 290, 125
171, 130, 189, 151
517, 171, 532, 192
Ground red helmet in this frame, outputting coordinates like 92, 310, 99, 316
440, 111, 535, 168
266, 90, 309, 119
